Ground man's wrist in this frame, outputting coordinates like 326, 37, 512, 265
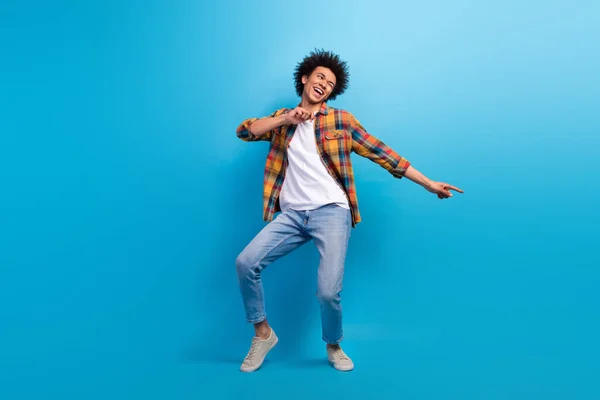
278, 113, 291, 126
404, 166, 433, 189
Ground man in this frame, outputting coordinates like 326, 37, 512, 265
235, 49, 463, 373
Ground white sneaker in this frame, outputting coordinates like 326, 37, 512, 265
240, 328, 278, 372
327, 345, 354, 371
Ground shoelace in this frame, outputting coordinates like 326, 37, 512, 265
244, 339, 261, 362
331, 348, 349, 361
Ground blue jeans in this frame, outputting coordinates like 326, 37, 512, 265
236, 204, 352, 344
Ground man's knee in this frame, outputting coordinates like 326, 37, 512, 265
235, 253, 249, 274
236, 251, 258, 278
317, 288, 341, 305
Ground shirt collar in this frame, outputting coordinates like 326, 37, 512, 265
317, 102, 329, 116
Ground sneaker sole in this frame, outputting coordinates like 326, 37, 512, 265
329, 360, 354, 372
240, 336, 279, 373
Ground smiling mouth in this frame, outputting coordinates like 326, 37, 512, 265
313, 87, 324, 96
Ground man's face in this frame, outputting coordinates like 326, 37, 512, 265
302, 66, 337, 104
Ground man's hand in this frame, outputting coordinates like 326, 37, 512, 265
425, 181, 464, 199
284, 107, 314, 124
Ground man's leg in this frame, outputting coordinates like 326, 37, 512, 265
235, 209, 310, 372
305, 204, 354, 371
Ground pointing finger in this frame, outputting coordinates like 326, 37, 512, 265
446, 184, 464, 193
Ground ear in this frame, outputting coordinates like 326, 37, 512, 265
302, 75, 308, 84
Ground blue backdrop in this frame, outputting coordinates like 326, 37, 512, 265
1, 1, 599, 399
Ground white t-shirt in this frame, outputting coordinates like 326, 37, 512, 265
279, 118, 350, 212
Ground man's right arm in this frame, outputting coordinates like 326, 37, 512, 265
236, 109, 288, 142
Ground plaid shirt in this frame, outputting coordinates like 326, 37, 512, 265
236, 102, 411, 227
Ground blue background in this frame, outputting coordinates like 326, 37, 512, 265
1, 1, 599, 399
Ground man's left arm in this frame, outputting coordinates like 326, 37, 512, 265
349, 115, 463, 199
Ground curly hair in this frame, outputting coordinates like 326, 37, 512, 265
293, 49, 349, 101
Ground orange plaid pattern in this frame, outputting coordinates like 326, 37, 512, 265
236, 103, 411, 226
